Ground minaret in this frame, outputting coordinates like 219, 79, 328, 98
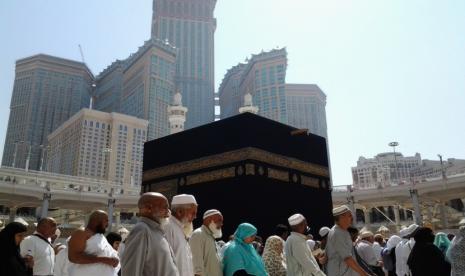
239, 93, 259, 114
168, 90, 188, 134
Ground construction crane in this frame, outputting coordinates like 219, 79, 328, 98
78, 44, 86, 64
78, 44, 96, 109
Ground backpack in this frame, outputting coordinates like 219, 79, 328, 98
381, 247, 396, 271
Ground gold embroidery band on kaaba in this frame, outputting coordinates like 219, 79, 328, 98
143, 147, 329, 182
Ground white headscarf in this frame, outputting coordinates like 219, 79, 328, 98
306, 239, 316, 251
386, 235, 402, 250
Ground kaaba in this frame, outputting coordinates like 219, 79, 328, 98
142, 112, 333, 239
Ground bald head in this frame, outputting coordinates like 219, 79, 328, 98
138, 192, 170, 223
87, 210, 109, 234
38, 217, 56, 228
138, 192, 166, 209
37, 217, 57, 238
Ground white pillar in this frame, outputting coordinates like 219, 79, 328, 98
439, 202, 449, 229
394, 205, 401, 231
9, 207, 17, 223
427, 205, 434, 222
364, 208, 371, 226
25, 144, 31, 172
346, 185, 356, 222
115, 211, 121, 229
107, 198, 115, 232
409, 188, 422, 225
40, 193, 51, 219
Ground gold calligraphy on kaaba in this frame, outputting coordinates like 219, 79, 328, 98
143, 147, 329, 182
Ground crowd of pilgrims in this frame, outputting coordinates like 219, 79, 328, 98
1, 192, 465, 276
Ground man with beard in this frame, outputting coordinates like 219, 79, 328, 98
189, 209, 224, 276
285, 213, 326, 276
121, 192, 178, 276
164, 194, 198, 276
68, 210, 120, 276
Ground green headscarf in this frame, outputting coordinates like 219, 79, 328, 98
434, 232, 451, 255
223, 223, 268, 276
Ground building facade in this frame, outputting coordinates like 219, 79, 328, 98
120, 38, 177, 140
2, 54, 93, 171
352, 152, 422, 189
410, 158, 465, 181
219, 49, 328, 138
47, 108, 148, 188
151, 0, 217, 129
93, 60, 124, 113
219, 48, 288, 123
93, 38, 177, 140
285, 84, 328, 138
218, 63, 246, 119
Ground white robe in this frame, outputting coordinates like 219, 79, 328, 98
54, 246, 70, 276
395, 238, 415, 276
164, 216, 194, 276
68, 234, 120, 276
284, 232, 326, 276
121, 217, 179, 276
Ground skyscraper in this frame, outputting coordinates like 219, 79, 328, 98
94, 38, 177, 140
285, 84, 327, 138
2, 54, 93, 170
93, 60, 124, 113
219, 49, 328, 139
119, 38, 177, 140
219, 48, 288, 124
151, 0, 217, 129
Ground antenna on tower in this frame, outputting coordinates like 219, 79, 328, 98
78, 44, 86, 64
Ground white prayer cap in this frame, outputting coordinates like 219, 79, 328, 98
399, 228, 409, 238
333, 205, 351, 216
288, 214, 305, 226
319, 226, 330, 237
405, 224, 419, 237
171, 194, 197, 205
459, 218, 465, 226
203, 209, 222, 219
359, 231, 374, 239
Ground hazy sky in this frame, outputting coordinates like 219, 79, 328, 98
0, 0, 464, 186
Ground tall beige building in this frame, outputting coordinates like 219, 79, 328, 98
47, 108, 148, 188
